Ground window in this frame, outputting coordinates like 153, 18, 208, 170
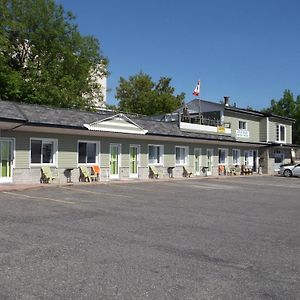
148, 145, 163, 165
218, 149, 227, 164
78, 141, 99, 164
239, 120, 247, 130
276, 124, 285, 142
274, 150, 284, 164
232, 149, 240, 165
175, 146, 188, 165
30, 138, 57, 165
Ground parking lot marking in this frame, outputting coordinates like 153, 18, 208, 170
110, 184, 177, 194
2, 191, 75, 204
184, 183, 234, 190
216, 178, 300, 189
60, 186, 133, 198
156, 181, 234, 190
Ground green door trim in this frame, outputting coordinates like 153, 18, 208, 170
194, 148, 201, 176
0, 138, 14, 183
129, 144, 139, 178
109, 143, 121, 179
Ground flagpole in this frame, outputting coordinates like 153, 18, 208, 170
193, 80, 201, 124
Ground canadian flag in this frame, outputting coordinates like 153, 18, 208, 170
193, 80, 200, 97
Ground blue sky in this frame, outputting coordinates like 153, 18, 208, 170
58, 0, 300, 110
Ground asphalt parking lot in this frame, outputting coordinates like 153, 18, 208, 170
0, 176, 299, 299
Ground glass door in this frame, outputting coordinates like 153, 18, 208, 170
110, 144, 120, 179
0, 140, 13, 183
129, 145, 139, 178
206, 149, 213, 176
244, 150, 254, 168
194, 148, 201, 175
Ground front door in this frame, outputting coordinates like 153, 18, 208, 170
129, 145, 139, 178
0, 139, 13, 183
194, 148, 201, 175
206, 149, 213, 176
110, 144, 121, 179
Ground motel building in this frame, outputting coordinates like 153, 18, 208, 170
0, 97, 298, 184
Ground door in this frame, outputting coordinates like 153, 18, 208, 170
194, 148, 201, 175
206, 149, 213, 176
0, 139, 13, 183
110, 144, 121, 179
129, 145, 139, 178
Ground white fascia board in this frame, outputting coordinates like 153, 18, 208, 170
84, 123, 148, 135
84, 113, 148, 135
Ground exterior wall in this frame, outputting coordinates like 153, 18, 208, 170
1, 128, 290, 184
268, 118, 293, 144
224, 111, 261, 143
1, 131, 101, 183
262, 147, 293, 174
260, 118, 267, 142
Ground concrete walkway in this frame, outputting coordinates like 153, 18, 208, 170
0, 174, 270, 192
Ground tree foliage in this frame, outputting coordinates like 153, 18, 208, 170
115, 72, 185, 115
0, 0, 107, 109
263, 89, 300, 144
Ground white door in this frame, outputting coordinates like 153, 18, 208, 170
194, 148, 201, 175
0, 139, 13, 183
129, 145, 139, 178
110, 144, 121, 179
206, 149, 213, 176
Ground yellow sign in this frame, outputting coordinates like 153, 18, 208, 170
217, 126, 225, 133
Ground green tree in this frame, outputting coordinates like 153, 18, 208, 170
115, 72, 185, 115
0, 0, 107, 109
263, 89, 300, 144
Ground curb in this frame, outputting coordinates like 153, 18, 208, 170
0, 174, 272, 192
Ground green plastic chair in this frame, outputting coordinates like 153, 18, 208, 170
41, 166, 56, 183
149, 165, 160, 179
79, 165, 97, 182
183, 166, 193, 177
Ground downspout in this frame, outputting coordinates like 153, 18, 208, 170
11, 102, 29, 131
11, 123, 26, 130
266, 117, 269, 143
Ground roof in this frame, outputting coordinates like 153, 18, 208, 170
0, 100, 236, 142
225, 106, 295, 122
0, 100, 296, 146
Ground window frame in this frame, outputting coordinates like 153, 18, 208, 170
276, 124, 286, 143
29, 138, 58, 167
77, 140, 100, 166
218, 148, 228, 165
238, 120, 247, 130
175, 146, 189, 166
148, 144, 164, 166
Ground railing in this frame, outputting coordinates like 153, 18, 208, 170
181, 115, 231, 128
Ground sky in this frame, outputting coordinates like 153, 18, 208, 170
58, 0, 300, 110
